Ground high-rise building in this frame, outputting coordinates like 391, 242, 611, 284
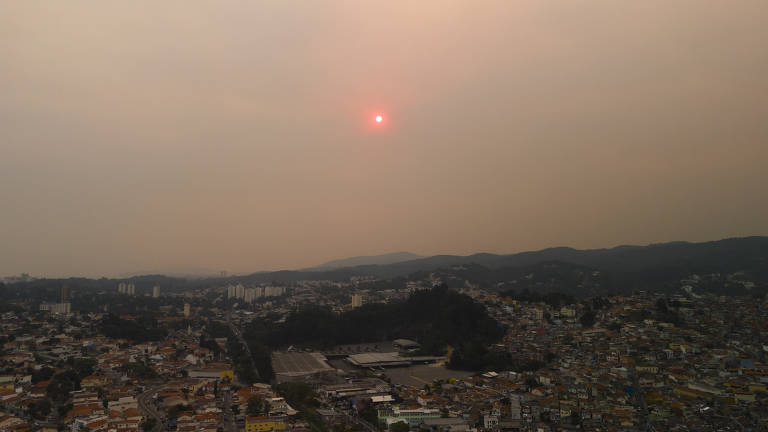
61, 285, 71, 303
40, 302, 71, 314
244, 288, 256, 303
117, 282, 135, 295
183, 303, 191, 318
235, 283, 245, 299
264, 286, 285, 297
153, 285, 160, 298
351, 293, 364, 308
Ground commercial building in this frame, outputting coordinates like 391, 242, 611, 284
245, 417, 286, 432
188, 368, 234, 381
271, 352, 334, 383
39, 302, 71, 314
378, 406, 440, 427
346, 352, 443, 368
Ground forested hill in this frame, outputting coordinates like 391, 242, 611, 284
3, 236, 766, 298
242, 286, 504, 355
233, 287, 519, 378
226, 236, 768, 295
315, 236, 768, 278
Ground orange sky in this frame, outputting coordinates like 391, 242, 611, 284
1, 1, 767, 277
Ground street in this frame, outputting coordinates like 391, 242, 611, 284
138, 385, 165, 432
227, 310, 261, 381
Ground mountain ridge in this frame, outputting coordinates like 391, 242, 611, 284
5, 237, 766, 298
306, 251, 422, 270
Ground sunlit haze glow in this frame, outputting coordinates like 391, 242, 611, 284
1, 1, 767, 277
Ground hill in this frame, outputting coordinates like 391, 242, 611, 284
4, 236, 766, 298
228, 237, 768, 294
307, 252, 422, 270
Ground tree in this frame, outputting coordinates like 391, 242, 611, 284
358, 404, 378, 426
47, 373, 77, 402
570, 412, 581, 425
390, 421, 409, 432
142, 418, 157, 432
29, 398, 52, 420
580, 310, 596, 328
539, 411, 551, 423
247, 395, 267, 416
31, 366, 55, 384
58, 403, 73, 417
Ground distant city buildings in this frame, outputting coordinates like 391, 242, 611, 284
153, 285, 160, 298
227, 283, 286, 303
39, 302, 71, 314
1, 268, 767, 432
117, 282, 135, 295
244, 288, 256, 303
351, 293, 364, 308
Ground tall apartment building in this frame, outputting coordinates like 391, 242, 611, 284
117, 282, 136, 295
244, 288, 256, 303
61, 285, 71, 303
351, 293, 364, 308
40, 302, 71, 314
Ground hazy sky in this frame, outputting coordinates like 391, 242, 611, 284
2, 1, 767, 277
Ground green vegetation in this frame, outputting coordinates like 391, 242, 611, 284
358, 404, 378, 427
28, 398, 52, 420
448, 341, 544, 372
100, 314, 166, 343
199, 336, 222, 355
579, 310, 596, 328
389, 422, 409, 432
58, 402, 73, 417
31, 366, 55, 384
246, 395, 268, 416
167, 404, 192, 420
142, 418, 157, 432
251, 286, 502, 354
227, 335, 260, 384
43, 357, 97, 406
124, 362, 159, 379
275, 382, 326, 432
235, 287, 506, 373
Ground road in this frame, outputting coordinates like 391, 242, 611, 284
221, 389, 238, 432
138, 385, 165, 432
227, 311, 261, 381
630, 372, 648, 431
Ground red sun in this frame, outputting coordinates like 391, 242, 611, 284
375, 115, 383, 123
